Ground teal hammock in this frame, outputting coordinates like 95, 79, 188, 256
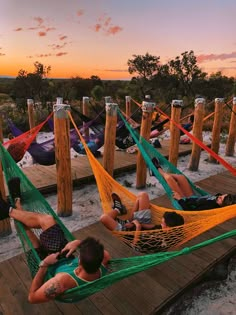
117, 108, 208, 209
0, 143, 234, 303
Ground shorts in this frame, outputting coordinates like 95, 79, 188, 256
133, 209, 151, 224
39, 224, 68, 255
115, 218, 130, 231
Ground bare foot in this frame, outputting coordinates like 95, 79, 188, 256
173, 191, 182, 200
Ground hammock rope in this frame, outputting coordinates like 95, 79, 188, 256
154, 105, 236, 176
0, 114, 236, 302
4, 113, 53, 163
67, 111, 236, 254
117, 109, 208, 209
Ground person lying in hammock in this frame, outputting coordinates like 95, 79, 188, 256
0, 179, 110, 304
100, 192, 184, 233
151, 157, 236, 210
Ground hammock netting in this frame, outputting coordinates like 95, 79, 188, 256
1, 114, 236, 303
3, 114, 53, 163
68, 111, 236, 254
117, 109, 208, 209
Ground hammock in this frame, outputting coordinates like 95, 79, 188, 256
4, 114, 53, 163
68, 111, 236, 254
1, 143, 236, 303
7, 119, 80, 165
117, 109, 208, 209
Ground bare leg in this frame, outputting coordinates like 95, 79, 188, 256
158, 169, 193, 197
100, 210, 119, 231
24, 226, 41, 248
14, 201, 41, 248
170, 174, 193, 197
9, 201, 56, 231
130, 192, 150, 218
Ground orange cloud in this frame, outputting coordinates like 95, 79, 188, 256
94, 24, 102, 32
56, 52, 68, 56
77, 9, 84, 17
106, 26, 123, 35
45, 27, 56, 32
103, 69, 128, 73
34, 17, 44, 26
36, 53, 52, 57
197, 51, 236, 63
104, 17, 112, 26
92, 14, 123, 36
49, 43, 67, 50
38, 31, 47, 36
0, 47, 5, 56
14, 27, 23, 31
59, 35, 68, 41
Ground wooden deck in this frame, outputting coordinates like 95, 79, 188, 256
1, 142, 236, 314
21, 140, 194, 194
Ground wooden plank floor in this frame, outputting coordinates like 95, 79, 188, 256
0, 170, 236, 315
20, 140, 194, 194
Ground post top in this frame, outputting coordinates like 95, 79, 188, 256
141, 101, 155, 113
27, 99, 34, 105
56, 97, 63, 105
105, 103, 118, 116
215, 98, 224, 103
125, 96, 131, 101
83, 96, 89, 101
105, 96, 112, 103
171, 100, 183, 107
233, 97, 236, 105
195, 98, 206, 106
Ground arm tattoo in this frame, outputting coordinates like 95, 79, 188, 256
44, 280, 62, 299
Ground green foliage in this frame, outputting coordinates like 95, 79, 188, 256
0, 51, 235, 135
91, 85, 104, 101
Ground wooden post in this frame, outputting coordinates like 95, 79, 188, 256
27, 99, 35, 130
225, 97, 236, 156
0, 163, 12, 237
0, 114, 3, 143
188, 98, 205, 171
136, 99, 155, 188
103, 103, 118, 177
208, 98, 224, 163
125, 96, 131, 119
82, 96, 90, 139
168, 100, 183, 167
0, 113, 11, 236
54, 97, 72, 217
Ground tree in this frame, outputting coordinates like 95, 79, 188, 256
91, 85, 104, 101
11, 62, 52, 111
127, 53, 160, 98
168, 50, 207, 100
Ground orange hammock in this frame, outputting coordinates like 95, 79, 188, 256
68, 111, 236, 253
3, 113, 53, 162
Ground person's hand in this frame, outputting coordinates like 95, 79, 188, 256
43, 252, 60, 266
124, 222, 135, 229
173, 191, 181, 200
61, 240, 81, 257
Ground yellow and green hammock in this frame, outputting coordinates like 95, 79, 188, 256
0, 117, 235, 303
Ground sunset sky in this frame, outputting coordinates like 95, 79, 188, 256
1, 0, 236, 80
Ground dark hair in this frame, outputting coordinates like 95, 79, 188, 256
163, 211, 184, 227
79, 237, 104, 273
221, 194, 236, 207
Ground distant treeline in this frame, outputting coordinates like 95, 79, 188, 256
0, 51, 235, 134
